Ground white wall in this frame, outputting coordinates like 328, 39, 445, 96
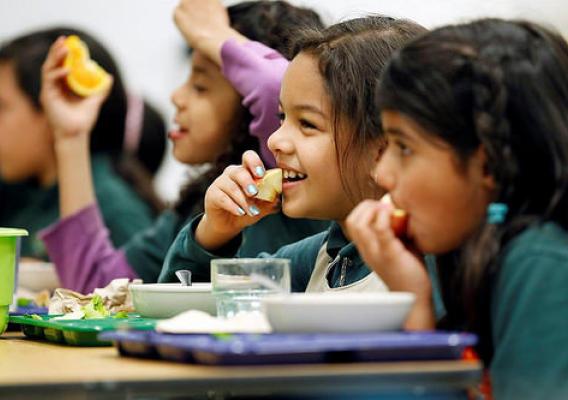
1, 0, 566, 200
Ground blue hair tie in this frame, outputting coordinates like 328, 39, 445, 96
487, 203, 508, 224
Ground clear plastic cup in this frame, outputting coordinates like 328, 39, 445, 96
211, 258, 291, 318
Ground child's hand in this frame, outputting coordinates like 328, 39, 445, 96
196, 150, 280, 250
174, 0, 229, 46
173, 0, 244, 65
39, 36, 112, 142
346, 199, 435, 330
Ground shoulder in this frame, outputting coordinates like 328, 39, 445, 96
490, 222, 568, 399
273, 229, 329, 259
501, 222, 568, 272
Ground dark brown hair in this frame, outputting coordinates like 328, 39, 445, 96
377, 19, 568, 362
291, 16, 427, 202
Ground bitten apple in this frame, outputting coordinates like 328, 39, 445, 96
255, 168, 282, 202
381, 194, 408, 238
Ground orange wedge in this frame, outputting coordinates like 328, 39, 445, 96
255, 168, 282, 202
63, 35, 111, 97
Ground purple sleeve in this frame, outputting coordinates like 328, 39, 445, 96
221, 40, 289, 168
39, 204, 138, 293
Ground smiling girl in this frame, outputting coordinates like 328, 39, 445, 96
347, 19, 568, 399
159, 16, 427, 293
39, 0, 327, 292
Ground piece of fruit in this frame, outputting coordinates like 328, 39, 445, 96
255, 168, 282, 202
391, 208, 408, 238
63, 35, 111, 97
381, 194, 408, 238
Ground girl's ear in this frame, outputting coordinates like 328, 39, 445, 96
475, 145, 497, 192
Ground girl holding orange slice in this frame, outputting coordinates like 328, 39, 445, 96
39, 0, 328, 292
0, 27, 159, 260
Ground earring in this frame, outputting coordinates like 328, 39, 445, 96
487, 202, 508, 224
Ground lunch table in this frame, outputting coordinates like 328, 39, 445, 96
0, 332, 482, 399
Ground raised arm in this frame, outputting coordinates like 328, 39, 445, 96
40, 36, 111, 217
174, 0, 288, 167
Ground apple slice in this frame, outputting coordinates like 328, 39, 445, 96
255, 168, 282, 202
381, 194, 408, 238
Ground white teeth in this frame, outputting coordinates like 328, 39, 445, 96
282, 169, 306, 180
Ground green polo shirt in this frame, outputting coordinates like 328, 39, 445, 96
0, 154, 153, 260
159, 214, 370, 291
488, 222, 568, 399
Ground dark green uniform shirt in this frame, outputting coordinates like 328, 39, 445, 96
489, 222, 568, 399
0, 154, 154, 259
159, 215, 369, 291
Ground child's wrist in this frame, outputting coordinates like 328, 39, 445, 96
195, 213, 241, 251
54, 132, 90, 154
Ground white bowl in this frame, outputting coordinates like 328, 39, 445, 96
262, 292, 415, 333
17, 261, 61, 292
129, 283, 216, 318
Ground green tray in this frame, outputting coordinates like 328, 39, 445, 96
9, 314, 157, 346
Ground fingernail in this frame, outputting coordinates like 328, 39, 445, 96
255, 166, 265, 178
247, 184, 258, 195
237, 207, 246, 216
249, 205, 260, 216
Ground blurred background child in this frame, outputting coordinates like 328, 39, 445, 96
40, 0, 329, 292
0, 27, 164, 260
347, 18, 568, 399
159, 16, 427, 294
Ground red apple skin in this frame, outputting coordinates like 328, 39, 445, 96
390, 209, 408, 238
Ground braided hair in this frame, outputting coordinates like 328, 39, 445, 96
376, 19, 568, 362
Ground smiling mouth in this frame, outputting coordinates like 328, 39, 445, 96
283, 169, 307, 183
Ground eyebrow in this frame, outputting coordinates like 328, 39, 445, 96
279, 101, 327, 117
384, 127, 411, 139
192, 65, 209, 76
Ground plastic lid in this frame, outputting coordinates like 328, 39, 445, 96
0, 228, 29, 237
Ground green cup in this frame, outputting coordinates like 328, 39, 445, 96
0, 228, 28, 334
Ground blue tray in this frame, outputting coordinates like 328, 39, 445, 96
9, 305, 48, 316
100, 330, 478, 366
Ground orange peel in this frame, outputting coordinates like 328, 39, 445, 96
63, 35, 111, 97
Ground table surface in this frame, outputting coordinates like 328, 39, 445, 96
0, 332, 483, 399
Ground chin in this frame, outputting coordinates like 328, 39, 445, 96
281, 202, 305, 219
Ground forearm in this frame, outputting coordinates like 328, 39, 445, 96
54, 132, 95, 217
40, 204, 137, 293
221, 40, 288, 167
404, 294, 436, 331
195, 213, 242, 251
192, 26, 246, 66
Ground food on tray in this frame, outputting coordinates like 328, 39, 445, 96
49, 278, 139, 319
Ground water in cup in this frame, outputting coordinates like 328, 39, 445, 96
211, 258, 290, 318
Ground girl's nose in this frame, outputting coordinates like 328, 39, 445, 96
267, 124, 294, 156
170, 85, 185, 109
372, 152, 395, 192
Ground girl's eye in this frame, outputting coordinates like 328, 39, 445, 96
192, 84, 207, 93
299, 118, 317, 130
396, 140, 412, 157
277, 112, 285, 124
